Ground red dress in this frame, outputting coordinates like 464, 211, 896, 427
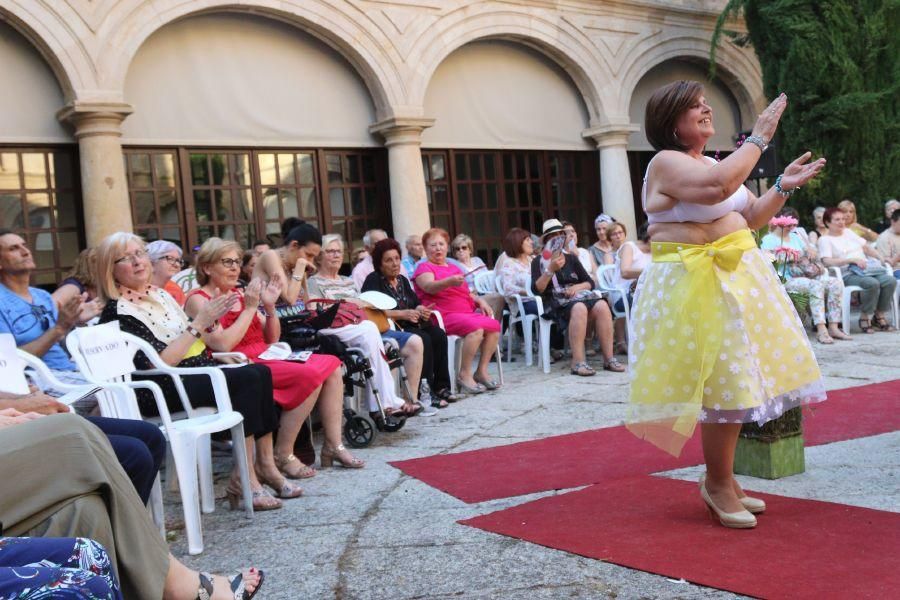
192, 290, 341, 410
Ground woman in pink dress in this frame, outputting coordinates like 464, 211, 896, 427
185, 238, 364, 479
414, 228, 501, 394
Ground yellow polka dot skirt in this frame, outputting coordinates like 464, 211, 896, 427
626, 229, 826, 456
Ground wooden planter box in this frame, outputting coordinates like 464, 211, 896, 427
734, 407, 805, 479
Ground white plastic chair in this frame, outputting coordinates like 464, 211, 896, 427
66, 325, 254, 555
496, 275, 542, 367
596, 264, 632, 324
17, 349, 168, 535
432, 310, 503, 393
828, 266, 864, 335
173, 267, 199, 294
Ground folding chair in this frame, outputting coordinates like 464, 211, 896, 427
66, 324, 254, 555
496, 275, 542, 367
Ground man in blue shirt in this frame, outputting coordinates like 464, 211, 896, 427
0, 229, 164, 504
401, 234, 424, 280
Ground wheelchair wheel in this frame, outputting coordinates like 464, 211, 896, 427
379, 414, 406, 433
344, 415, 375, 448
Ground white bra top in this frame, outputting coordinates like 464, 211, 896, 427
643, 154, 749, 224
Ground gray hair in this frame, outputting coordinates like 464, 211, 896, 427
321, 233, 344, 251
812, 206, 826, 218
145, 240, 183, 262
362, 229, 387, 249
405, 234, 421, 248
885, 198, 900, 211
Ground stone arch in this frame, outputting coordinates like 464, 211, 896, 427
97, 0, 403, 118
618, 36, 764, 125
408, 8, 612, 126
0, 3, 95, 99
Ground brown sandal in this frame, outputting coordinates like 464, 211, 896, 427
872, 314, 896, 332
858, 317, 875, 334
274, 454, 316, 479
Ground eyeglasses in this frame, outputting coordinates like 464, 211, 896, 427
159, 255, 185, 267
10, 303, 51, 335
219, 258, 241, 268
114, 249, 149, 265
324, 249, 343, 255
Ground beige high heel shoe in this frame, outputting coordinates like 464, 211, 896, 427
699, 477, 757, 529
699, 473, 766, 514
320, 443, 365, 469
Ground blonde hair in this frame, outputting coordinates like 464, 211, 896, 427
195, 237, 243, 286
64, 248, 97, 287
837, 199, 857, 223
94, 232, 146, 301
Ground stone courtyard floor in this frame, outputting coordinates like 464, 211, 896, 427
171, 331, 900, 599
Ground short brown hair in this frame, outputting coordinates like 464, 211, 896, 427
503, 228, 531, 257
608, 222, 627, 238
422, 227, 450, 248
823, 207, 845, 226
195, 237, 243, 285
644, 80, 704, 152
371, 238, 402, 272
64, 248, 97, 287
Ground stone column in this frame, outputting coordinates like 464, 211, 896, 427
584, 124, 640, 239
370, 116, 435, 244
57, 101, 134, 247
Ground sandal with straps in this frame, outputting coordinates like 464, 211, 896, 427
274, 453, 316, 479
858, 317, 875, 334
816, 331, 834, 344
198, 570, 264, 600
225, 483, 282, 511
872, 314, 897, 332
570, 362, 596, 377
603, 357, 626, 372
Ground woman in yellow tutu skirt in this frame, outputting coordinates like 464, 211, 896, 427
627, 81, 827, 528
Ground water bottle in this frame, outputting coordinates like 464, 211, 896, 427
418, 379, 438, 415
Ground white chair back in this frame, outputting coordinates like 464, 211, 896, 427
174, 267, 199, 293
0, 333, 30, 395
473, 270, 497, 295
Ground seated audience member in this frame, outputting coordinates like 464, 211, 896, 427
185, 238, 362, 471
363, 238, 456, 408
251, 240, 270, 255
146, 240, 186, 305
0, 384, 164, 506
451, 233, 506, 323
0, 230, 102, 406
0, 536, 122, 599
588, 213, 616, 267
608, 222, 651, 353
255, 220, 408, 419
808, 206, 827, 245
95, 232, 296, 510
414, 228, 501, 394
52, 248, 98, 308
876, 208, 900, 278
562, 221, 596, 277
818, 207, 896, 332
837, 199, 878, 242
309, 234, 419, 416
761, 207, 848, 343
239, 250, 257, 288
0, 412, 263, 600
351, 247, 367, 267
498, 228, 537, 308
532, 220, 623, 376
351, 229, 388, 289
876, 199, 900, 234
402, 234, 425, 280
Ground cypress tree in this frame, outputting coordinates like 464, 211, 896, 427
712, 1, 900, 225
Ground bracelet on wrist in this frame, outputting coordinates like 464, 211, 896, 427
774, 174, 796, 197
203, 321, 219, 334
744, 135, 768, 152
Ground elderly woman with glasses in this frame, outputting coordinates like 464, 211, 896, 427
145, 240, 186, 305
184, 237, 363, 472
588, 214, 616, 268
450, 233, 506, 324
95, 232, 297, 511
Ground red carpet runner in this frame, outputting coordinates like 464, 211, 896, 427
391, 380, 900, 598
461, 476, 900, 599
391, 380, 900, 503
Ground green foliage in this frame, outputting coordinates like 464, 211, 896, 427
712, 1, 900, 227
741, 407, 803, 441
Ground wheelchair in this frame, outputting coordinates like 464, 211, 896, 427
278, 307, 409, 448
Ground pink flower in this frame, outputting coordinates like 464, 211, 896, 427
774, 246, 801, 261
769, 216, 799, 228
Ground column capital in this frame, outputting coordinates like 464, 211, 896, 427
370, 117, 435, 147
57, 101, 134, 138
583, 122, 640, 149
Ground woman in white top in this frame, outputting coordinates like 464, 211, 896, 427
817, 207, 896, 332
607, 222, 651, 353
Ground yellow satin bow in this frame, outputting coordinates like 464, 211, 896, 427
651, 229, 757, 270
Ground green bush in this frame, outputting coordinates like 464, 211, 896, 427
712, 1, 900, 227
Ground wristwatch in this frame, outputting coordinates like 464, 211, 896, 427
744, 135, 768, 152
186, 325, 202, 339
291, 274, 303, 282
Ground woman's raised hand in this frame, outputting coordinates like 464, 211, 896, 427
780, 151, 827, 191
751, 93, 787, 144
195, 289, 238, 330
261, 279, 282, 307
243, 278, 263, 309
